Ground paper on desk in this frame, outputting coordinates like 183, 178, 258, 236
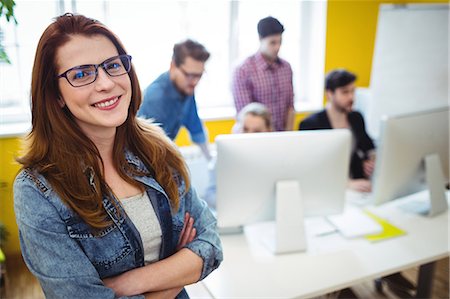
304, 217, 337, 237
345, 189, 373, 207
327, 207, 383, 238
363, 211, 406, 242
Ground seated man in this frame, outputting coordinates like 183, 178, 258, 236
299, 69, 375, 192
301, 69, 415, 297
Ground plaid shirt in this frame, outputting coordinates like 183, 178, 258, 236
232, 52, 294, 131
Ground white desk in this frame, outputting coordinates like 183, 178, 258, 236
202, 190, 449, 298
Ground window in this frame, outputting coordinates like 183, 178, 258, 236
235, 0, 327, 113
0, 0, 327, 130
0, 1, 59, 131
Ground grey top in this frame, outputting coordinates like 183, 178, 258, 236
121, 192, 162, 264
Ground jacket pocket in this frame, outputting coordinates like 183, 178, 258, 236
66, 217, 132, 272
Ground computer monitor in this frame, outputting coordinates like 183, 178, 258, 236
372, 107, 449, 215
215, 130, 351, 245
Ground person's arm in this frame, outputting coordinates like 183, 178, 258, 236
360, 119, 376, 178
353, 112, 375, 152
104, 248, 202, 296
197, 142, 212, 161
103, 186, 223, 297
232, 66, 253, 113
104, 213, 199, 297
363, 150, 376, 178
13, 172, 143, 299
284, 65, 295, 131
182, 97, 211, 160
285, 107, 295, 131
180, 185, 223, 278
142, 288, 183, 299
351, 112, 376, 178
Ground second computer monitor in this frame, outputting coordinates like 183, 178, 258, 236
215, 130, 351, 231
372, 107, 449, 207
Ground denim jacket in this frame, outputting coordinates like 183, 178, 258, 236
13, 151, 223, 299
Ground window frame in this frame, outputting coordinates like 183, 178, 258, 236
0, 0, 327, 135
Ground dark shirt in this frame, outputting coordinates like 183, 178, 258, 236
299, 110, 375, 179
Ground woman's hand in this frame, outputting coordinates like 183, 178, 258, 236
177, 212, 196, 251
103, 212, 197, 296
103, 270, 138, 297
143, 288, 183, 299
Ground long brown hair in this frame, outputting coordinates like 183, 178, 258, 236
17, 13, 190, 229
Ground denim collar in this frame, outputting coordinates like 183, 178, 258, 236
124, 149, 168, 197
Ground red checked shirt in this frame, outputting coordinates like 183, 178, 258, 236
232, 52, 294, 131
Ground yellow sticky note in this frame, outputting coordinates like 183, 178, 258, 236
363, 211, 406, 242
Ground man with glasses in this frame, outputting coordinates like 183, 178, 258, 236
138, 39, 211, 160
232, 16, 294, 132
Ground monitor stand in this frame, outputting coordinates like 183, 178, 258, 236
425, 153, 448, 216
260, 180, 307, 254
401, 153, 448, 217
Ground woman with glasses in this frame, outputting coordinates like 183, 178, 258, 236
13, 13, 222, 299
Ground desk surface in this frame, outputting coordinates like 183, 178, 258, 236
202, 190, 449, 299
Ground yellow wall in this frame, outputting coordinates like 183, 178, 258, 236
1, 0, 446, 255
0, 138, 22, 255
325, 0, 447, 88
325, 0, 379, 87
174, 112, 311, 146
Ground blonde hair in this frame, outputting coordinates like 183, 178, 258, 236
235, 102, 272, 132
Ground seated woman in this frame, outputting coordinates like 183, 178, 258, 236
232, 102, 273, 133
13, 13, 222, 299
204, 102, 272, 209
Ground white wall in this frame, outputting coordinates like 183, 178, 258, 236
367, 4, 449, 140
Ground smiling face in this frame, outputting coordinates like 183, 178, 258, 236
56, 34, 132, 139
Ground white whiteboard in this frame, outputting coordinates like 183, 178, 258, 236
366, 4, 449, 139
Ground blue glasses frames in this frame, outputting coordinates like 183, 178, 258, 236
58, 54, 132, 87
